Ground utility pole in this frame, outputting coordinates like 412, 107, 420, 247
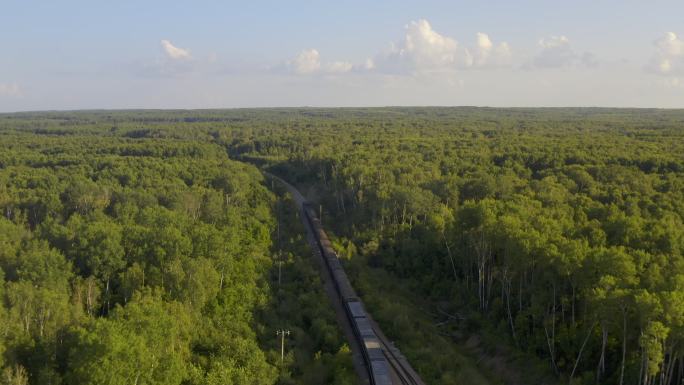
276, 329, 290, 363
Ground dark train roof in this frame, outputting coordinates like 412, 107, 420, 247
355, 317, 375, 337
371, 360, 392, 385
348, 300, 365, 318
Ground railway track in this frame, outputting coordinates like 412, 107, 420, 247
266, 172, 425, 385
379, 333, 419, 385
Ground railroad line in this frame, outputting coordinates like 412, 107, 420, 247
267, 172, 425, 385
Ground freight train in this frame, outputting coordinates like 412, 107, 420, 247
302, 202, 392, 385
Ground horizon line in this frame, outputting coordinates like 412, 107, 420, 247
2, 105, 684, 115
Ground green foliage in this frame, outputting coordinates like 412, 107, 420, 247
0, 119, 288, 384
2, 107, 683, 384
217, 107, 684, 385
65, 292, 191, 385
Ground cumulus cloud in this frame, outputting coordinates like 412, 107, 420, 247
287, 49, 358, 75
533, 36, 575, 68
131, 40, 196, 78
472, 32, 512, 67
375, 19, 511, 74
393, 19, 462, 69
292, 49, 321, 74
281, 20, 511, 78
0, 83, 21, 97
161, 39, 191, 60
327, 61, 354, 73
648, 32, 684, 75
530, 36, 597, 69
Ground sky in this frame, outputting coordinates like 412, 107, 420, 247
1, 0, 684, 112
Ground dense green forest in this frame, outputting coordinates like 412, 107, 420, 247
1, 108, 683, 385
221, 107, 684, 385
0, 113, 354, 385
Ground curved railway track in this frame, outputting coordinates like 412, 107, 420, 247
266, 173, 425, 385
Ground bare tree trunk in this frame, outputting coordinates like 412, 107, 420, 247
572, 284, 576, 325
640, 335, 647, 385
505, 276, 518, 345
544, 323, 559, 374
519, 273, 523, 313
475, 230, 490, 312
661, 344, 677, 385
105, 277, 110, 313
442, 232, 458, 280
597, 324, 608, 384
570, 321, 597, 383
665, 351, 677, 385
552, 283, 557, 363
620, 309, 628, 385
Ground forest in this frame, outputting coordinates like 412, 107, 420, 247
1, 107, 684, 385
0, 112, 354, 385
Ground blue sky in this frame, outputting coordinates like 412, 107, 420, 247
1, 0, 683, 111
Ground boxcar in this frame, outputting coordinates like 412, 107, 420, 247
303, 202, 393, 385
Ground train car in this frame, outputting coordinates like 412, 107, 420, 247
302, 203, 317, 228
347, 299, 365, 318
316, 226, 330, 243
363, 335, 391, 385
326, 256, 343, 272
370, 360, 392, 385
321, 243, 338, 267
302, 203, 334, 266
367, 341, 392, 385
303, 202, 358, 300
303, 201, 393, 385
320, 242, 336, 260
333, 267, 357, 300
348, 300, 392, 385
354, 317, 374, 338
317, 232, 335, 255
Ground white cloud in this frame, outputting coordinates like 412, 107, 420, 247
398, 19, 462, 69
161, 39, 191, 60
473, 32, 512, 67
282, 20, 510, 78
539, 35, 570, 49
376, 19, 511, 74
0, 83, 21, 97
648, 32, 684, 75
132, 40, 195, 77
287, 49, 356, 75
657, 32, 684, 56
530, 35, 596, 69
532, 36, 576, 68
292, 49, 321, 74
326, 61, 353, 73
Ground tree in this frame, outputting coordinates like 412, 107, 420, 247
64, 214, 125, 311
65, 292, 191, 385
